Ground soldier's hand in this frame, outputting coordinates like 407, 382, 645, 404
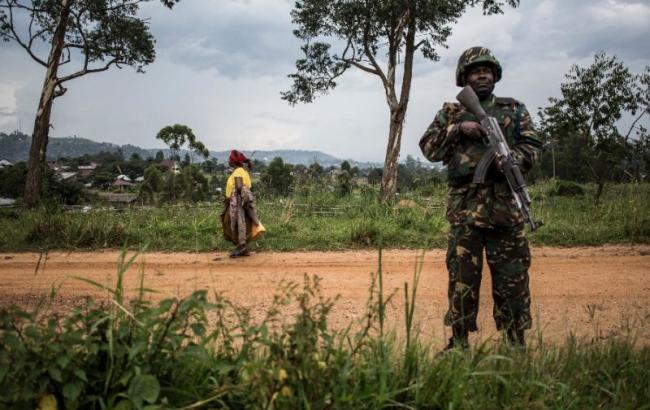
459, 121, 488, 140
494, 154, 505, 173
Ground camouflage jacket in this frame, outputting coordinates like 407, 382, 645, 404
419, 94, 542, 228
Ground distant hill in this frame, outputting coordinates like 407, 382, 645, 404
0, 131, 380, 167
209, 150, 341, 166
0, 132, 151, 163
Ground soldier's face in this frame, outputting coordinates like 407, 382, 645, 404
466, 64, 495, 100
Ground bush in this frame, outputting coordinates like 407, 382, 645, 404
0, 254, 220, 409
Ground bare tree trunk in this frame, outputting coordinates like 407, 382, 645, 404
595, 180, 604, 205
380, 108, 405, 202
378, 11, 415, 204
23, 0, 72, 208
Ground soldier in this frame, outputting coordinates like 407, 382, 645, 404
419, 47, 542, 349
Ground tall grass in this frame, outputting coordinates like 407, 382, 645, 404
0, 182, 648, 251
1, 249, 649, 408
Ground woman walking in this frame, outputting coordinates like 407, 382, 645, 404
223, 150, 263, 258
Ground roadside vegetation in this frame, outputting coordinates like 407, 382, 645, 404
1, 180, 648, 252
1, 250, 648, 409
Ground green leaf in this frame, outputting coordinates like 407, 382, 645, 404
63, 381, 82, 401
114, 400, 134, 410
128, 341, 148, 360
74, 368, 87, 382
3, 332, 21, 350
128, 374, 160, 407
190, 323, 205, 336
118, 369, 135, 387
56, 355, 71, 369
48, 365, 63, 383
25, 325, 41, 339
182, 345, 208, 361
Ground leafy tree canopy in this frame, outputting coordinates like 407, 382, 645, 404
156, 124, 209, 161
282, 0, 518, 105
0, 0, 180, 95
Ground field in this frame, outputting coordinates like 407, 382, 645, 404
1, 181, 649, 252
1, 182, 650, 408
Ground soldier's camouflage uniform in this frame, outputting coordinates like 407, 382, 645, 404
420, 91, 542, 334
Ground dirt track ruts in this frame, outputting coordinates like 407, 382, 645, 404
1, 245, 649, 346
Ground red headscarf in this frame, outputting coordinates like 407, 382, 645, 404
229, 150, 251, 168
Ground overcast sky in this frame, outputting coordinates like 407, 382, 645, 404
1, 0, 649, 162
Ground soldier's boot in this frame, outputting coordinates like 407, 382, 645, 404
442, 325, 469, 352
506, 328, 525, 348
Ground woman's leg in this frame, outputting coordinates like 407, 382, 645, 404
239, 186, 259, 225
229, 192, 247, 247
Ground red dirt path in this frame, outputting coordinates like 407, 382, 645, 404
1, 245, 649, 346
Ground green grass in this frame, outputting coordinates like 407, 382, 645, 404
1, 249, 649, 409
1, 181, 649, 252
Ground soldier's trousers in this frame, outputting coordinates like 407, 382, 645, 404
444, 224, 532, 333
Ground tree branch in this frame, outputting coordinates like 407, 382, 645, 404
53, 83, 67, 99
6, 1, 47, 67
392, 9, 409, 48
69, 7, 90, 73
362, 23, 393, 107
57, 58, 119, 84
398, 7, 416, 109
104, 0, 146, 12
345, 59, 379, 75
59, 46, 71, 65
625, 108, 648, 141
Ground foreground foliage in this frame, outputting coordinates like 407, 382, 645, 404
1, 250, 649, 409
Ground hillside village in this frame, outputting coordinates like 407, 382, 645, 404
0, 132, 441, 207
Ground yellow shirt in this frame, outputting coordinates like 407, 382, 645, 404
225, 167, 252, 198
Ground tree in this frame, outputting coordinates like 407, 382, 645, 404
261, 157, 293, 196
0, 162, 27, 198
283, 0, 518, 202
0, 0, 181, 208
156, 124, 209, 165
336, 168, 353, 196
155, 150, 165, 162
539, 53, 643, 202
201, 157, 219, 174
179, 165, 209, 202
367, 167, 383, 185
308, 161, 325, 180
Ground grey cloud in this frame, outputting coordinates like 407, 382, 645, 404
0, 108, 17, 117
508, 0, 650, 61
146, 0, 300, 78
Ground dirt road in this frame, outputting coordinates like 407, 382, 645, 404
1, 245, 649, 346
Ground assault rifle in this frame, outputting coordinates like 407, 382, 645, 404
456, 85, 543, 231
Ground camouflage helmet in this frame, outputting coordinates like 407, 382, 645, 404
455, 46, 502, 87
